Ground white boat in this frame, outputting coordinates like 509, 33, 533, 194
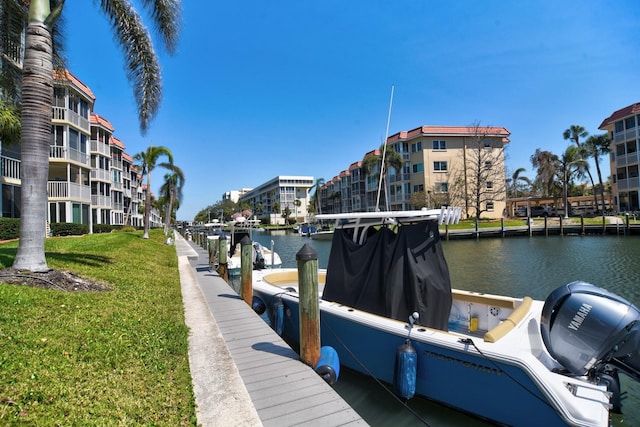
250, 207, 640, 427
227, 240, 282, 276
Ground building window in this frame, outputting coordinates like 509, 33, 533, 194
432, 140, 446, 150
433, 161, 447, 172
617, 143, 626, 156
615, 121, 624, 133
412, 163, 424, 173
485, 161, 492, 169
626, 116, 636, 130
411, 142, 422, 152
486, 181, 493, 189
413, 184, 424, 192
486, 202, 495, 211
483, 140, 491, 148
434, 182, 448, 193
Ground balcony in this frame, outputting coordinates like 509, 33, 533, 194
111, 158, 123, 170
50, 146, 90, 166
91, 194, 111, 207
91, 168, 111, 182
52, 107, 90, 132
1, 156, 21, 181
90, 140, 111, 156
47, 181, 91, 201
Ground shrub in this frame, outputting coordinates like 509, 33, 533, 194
93, 224, 115, 234
0, 217, 20, 240
50, 222, 89, 236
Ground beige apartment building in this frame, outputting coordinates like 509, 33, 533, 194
320, 125, 510, 219
599, 102, 640, 212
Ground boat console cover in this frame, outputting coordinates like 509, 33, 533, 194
322, 220, 452, 330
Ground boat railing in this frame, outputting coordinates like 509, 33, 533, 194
483, 297, 533, 343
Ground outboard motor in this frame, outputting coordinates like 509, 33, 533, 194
541, 281, 640, 412
253, 243, 266, 270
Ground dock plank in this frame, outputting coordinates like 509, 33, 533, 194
183, 240, 366, 427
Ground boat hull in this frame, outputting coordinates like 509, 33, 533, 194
252, 273, 610, 427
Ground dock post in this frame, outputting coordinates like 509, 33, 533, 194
218, 235, 228, 282
559, 216, 564, 235
580, 216, 585, 235
475, 218, 479, 239
208, 238, 215, 270
240, 236, 253, 307
501, 218, 505, 238
544, 216, 548, 237
445, 223, 449, 241
297, 244, 321, 368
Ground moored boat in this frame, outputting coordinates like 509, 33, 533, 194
250, 207, 640, 426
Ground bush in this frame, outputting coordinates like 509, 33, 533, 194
93, 224, 115, 234
0, 217, 20, 240
50, 222, 89, 236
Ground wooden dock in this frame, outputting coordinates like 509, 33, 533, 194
176, 234, 366, 427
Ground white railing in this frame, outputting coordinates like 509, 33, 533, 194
90, 140, 110, 156
112, 181, 123, 191
617, 177, 640, 190
49, 146, 90, 165
91, 169, 111, 182
1, 156, 21, 180
112, 202, 124, 212
47, 182, 90, 200
91, 195, 111, 207
112, 159, 123, 170
51, 107, 90, 132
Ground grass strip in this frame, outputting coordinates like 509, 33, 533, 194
0, 229, 196, 426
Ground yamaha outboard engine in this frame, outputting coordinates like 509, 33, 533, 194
541, 281, 640, 412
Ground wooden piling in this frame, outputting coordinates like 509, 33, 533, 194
218, 235, 228, 282
559, 216, 564, 235
580, 216, 585, 235
240, 236, 253, 306
297, 244, 320, 368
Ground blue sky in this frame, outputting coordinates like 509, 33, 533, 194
62, 1, 640, 219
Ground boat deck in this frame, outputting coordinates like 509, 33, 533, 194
180, 236, 366, 427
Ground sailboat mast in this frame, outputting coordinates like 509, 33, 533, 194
376, 85, 394, 211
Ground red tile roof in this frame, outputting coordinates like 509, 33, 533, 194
110, 136, 125, 149
90, 113, 114, 132
53, 69, 96, 101
599, 102, 640, 129
387, 125, 510, 143
349, 161, 362, 170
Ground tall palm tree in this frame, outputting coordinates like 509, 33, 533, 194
585, 133, 612, 213
559, 146, 589, 216
13, 0, 181, 271
311, 178, 325, 215
0, 101, 21, 146
530, 149, 560, 198
134, 146, 174, 239
159, 165, 184, 234
362, 144, 404, 210
563, 125, 598, 210
509, 167, 531, 198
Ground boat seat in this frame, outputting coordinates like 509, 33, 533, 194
262, 270, 327, 287
452, 289, 516, 309
483, 297, 533, 343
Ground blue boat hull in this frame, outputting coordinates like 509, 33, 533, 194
255, 289, 571, 427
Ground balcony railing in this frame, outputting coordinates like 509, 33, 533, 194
50, 146, 90, 166
91, 195, 112, 207
52, 107, 90, 132
90, 168, 111, 182
1, 156, 21, 180
111, 159, 123, 170
616, 177, 640, 191
90, 140, 111, 156
47, 181, 91, 201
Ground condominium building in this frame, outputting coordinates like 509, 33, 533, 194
599, 102, 640, 212
238, 176, 314, 225
0, 2, 161, 230
320, 125, 511, 219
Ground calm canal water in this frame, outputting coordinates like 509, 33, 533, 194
249, 230, 640, 426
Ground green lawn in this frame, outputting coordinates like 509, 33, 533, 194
0, 230, 196, 426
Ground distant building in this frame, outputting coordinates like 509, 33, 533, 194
599, 102, 640, 212
320, 125, 510, 219
222, 188, 252, 204
239, 176, 314, 225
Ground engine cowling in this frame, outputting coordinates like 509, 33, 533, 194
540, 281, 640, 382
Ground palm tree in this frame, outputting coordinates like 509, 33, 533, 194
0, 101, 21, 146
159, 165, 185, 234
559, 146, 589, 217
13, 1, 181, 271
362, 144, 404, 210
585, 133, 612, 213
311, 178, 325, 215
530, 149, 560, 198
134, 146, 174, 239
563, 125, 598, 211
509, 167, 531, 198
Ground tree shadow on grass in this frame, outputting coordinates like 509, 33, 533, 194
0, 247, 112, 270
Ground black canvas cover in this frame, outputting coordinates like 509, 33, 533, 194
322, 220, 452, 330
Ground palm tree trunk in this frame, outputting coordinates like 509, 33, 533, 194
143, 172, 151, 239
594, 157, 606, 213
13, 23, 53, 272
